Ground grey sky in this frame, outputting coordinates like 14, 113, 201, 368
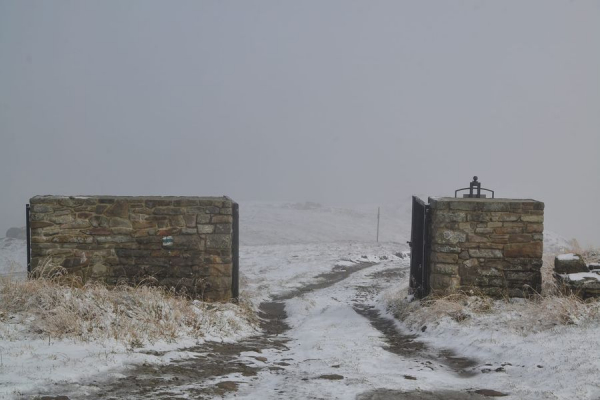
1, 0, 599, 245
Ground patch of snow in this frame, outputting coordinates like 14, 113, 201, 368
561, 272, 600, 282
240, 242, 402, 306
557, 253, 580, 261
0, 301, 258, 398
230, 257, 478, 399
380, 288, 600, 399
0, 338, 168, 398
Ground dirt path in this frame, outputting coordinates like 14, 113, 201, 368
32, 263, 376, 399
352, 268, 478, 378
33, 262, 505, 399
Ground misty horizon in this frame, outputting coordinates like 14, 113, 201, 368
1, 1, 599, 246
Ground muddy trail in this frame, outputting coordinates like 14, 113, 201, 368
33, 263, 500, 400
33, 263, 376, 400
352, 268, 478, 378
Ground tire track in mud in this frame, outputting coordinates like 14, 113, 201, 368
352, 268, 478, 377
352, 268, 508, 400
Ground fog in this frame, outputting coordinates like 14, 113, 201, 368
1, 1, 599, 246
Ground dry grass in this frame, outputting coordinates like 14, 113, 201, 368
0, 261, 259, 349
386, 245, 600, 336
387, 288, 600, 336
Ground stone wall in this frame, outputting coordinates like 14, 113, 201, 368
29, 196, 238, 301
428, 197, 544, 297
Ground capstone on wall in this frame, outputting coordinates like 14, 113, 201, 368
29, 196, 237, 301
428, 197, 544, 297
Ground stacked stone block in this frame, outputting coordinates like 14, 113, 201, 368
29, 196, 237, 301
428, 197, 544, 297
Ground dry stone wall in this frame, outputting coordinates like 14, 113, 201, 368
428, 198, 544, 297
29, 196, 237, 301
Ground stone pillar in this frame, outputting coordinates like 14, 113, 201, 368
29, 196, 237, 301
428, 198, 544, 297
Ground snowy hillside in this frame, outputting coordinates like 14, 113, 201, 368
0, 238, 26, 279
543, 230, 578, 255
239, 201, 411, 246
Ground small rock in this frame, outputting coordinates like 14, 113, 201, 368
421, 325, 427, 332
216, 381, 238, 391
40, 397, 70, 400
555, 254, 588, 274
403, 375, 417, 380
473, 389, 509, 397
316, 374, 344, 380
253, 356, 267, 362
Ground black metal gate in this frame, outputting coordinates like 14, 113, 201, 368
408, 196, 430, 298
232, 202, 239, 299
26, 203, 31, 274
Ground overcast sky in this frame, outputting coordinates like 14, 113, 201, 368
1, 0, 599, 246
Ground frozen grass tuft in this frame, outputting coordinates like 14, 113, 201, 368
0, 262, 259, 348
385, 287, 600, 337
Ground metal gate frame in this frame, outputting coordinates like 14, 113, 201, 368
408, 196, 431, 298
232, 202, 239, 299
26, 203, 31, 274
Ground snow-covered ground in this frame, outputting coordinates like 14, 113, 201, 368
240, 241, 403, 307
381, 288, 600, 399
0, 238, 26, 280
228, 254, 506, 399
0, 201, 408, 398
1, 200, 598, 399
0, 280, 259, 399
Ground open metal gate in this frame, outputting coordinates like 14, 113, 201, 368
408, 196, 430, 298
26, 203, 31, 274
232, 202, 239, 299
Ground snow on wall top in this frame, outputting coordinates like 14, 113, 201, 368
557, 253, 580, 261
